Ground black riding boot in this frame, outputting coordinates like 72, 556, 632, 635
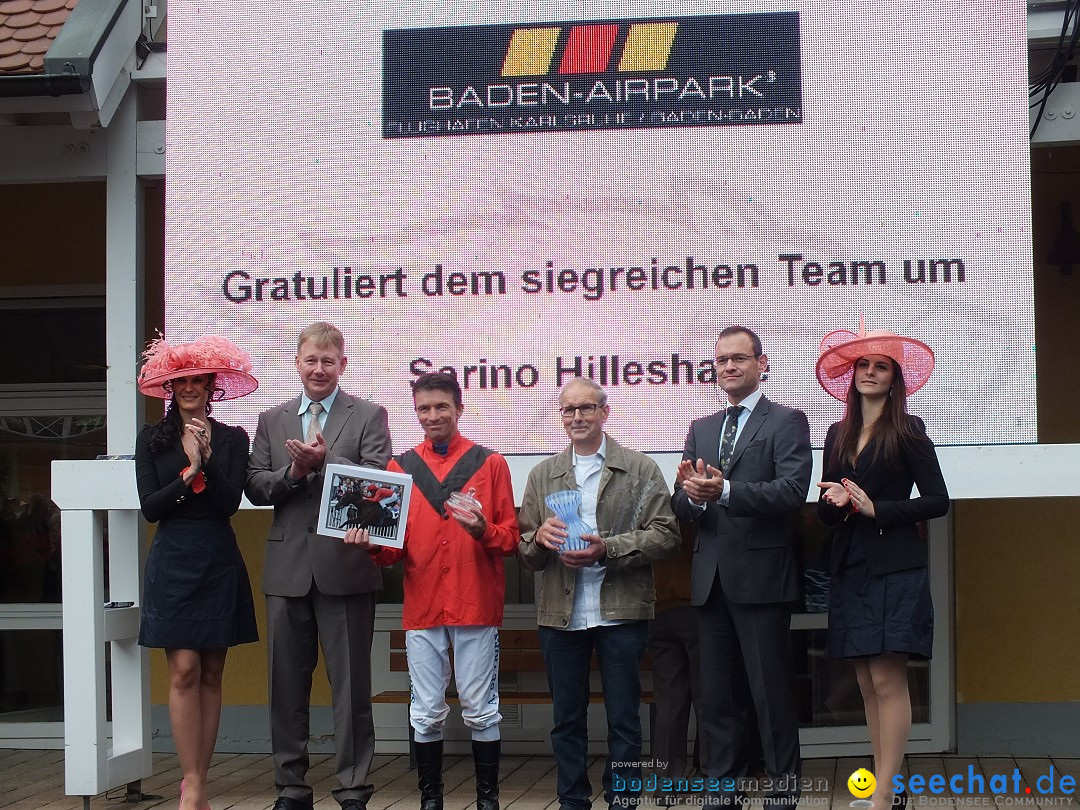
472, 739, 500, 810
415, 740, 444, 810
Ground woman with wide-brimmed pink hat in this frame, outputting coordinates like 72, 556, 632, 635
815, 322, 949, 809
135, 334, 260, 810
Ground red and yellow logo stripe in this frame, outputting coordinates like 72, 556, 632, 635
501, 22, 677, 77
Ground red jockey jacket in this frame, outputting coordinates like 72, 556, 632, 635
368, 434, 519, 629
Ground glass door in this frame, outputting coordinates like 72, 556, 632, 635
0, 297, 106, 747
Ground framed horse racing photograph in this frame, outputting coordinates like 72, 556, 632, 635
317, 464, 413, 548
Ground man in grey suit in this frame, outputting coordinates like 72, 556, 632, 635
246, 322, 392, 810
671, 326, 812, 810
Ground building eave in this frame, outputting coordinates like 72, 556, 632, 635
0, 0, 141, 127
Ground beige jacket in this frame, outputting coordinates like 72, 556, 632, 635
518, 434, 680, 627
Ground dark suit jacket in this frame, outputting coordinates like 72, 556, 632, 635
672, 396, 812, 605
246, 390, 392, 597
817, 415, 949, 575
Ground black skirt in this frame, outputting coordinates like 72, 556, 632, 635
139, 516, 258, 649
827, 538, 933, 660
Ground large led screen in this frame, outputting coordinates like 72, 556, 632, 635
166, 1, 1034, 453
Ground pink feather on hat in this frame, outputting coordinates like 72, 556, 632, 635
138, 334, 259, 400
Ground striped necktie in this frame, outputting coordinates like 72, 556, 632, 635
305, 401, 324, 444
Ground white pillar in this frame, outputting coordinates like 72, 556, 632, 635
57, 82, 154, 798
104, 80, 153, 787
60, 508, 107, 794
105, 82, 144, 455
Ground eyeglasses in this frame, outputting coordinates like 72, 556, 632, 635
714, 353, 760, 366
559, 403, 600, 418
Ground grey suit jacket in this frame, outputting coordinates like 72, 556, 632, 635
246, 390, 392, 597
671, 395, 812, 606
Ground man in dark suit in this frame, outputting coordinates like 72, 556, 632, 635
671, 326, 812, 809
246, 322, 392, 810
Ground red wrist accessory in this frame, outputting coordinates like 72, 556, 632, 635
180, 466, 207, 493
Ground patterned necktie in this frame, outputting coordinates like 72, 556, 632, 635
719, 405, 744, 473
305, 401, 324, 444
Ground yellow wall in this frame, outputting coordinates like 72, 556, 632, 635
953, 145, 1080, 704
955, 499, 1080, 703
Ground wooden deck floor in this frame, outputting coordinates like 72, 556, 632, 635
2, 749, 1078, 810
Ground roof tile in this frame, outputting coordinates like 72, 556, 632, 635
0, 51, 31, 71
5, 10, 40, 25
12, 22, 49, 40
20, 36, 49, 54
0, 1, 36, 15
0, 0, 79, 75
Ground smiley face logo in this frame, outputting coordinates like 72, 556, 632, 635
848, 769, 876, 799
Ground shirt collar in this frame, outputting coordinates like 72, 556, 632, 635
423, 432, 463, 456
298, 386, 340, 416
728, 388, 762, 414
573, 433, 607, 467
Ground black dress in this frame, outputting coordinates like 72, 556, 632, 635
817, 417, 949, 661
135, 418, 258, 649
827, 535, 935, 660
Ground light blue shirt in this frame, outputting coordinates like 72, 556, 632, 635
566, 435, 622, 630
297, 387, 339, 438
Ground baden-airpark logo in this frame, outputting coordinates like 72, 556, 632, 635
382, 12, 803, 138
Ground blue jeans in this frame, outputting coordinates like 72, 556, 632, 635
539, 622, 649, 809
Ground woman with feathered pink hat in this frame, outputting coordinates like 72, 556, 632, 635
815, 322, 949, 809
135, 334, 260, 810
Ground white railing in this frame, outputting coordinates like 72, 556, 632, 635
52, 459, 151, 798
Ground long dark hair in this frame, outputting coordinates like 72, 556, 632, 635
827, 359, 919, 468
145, 374, 221, 455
